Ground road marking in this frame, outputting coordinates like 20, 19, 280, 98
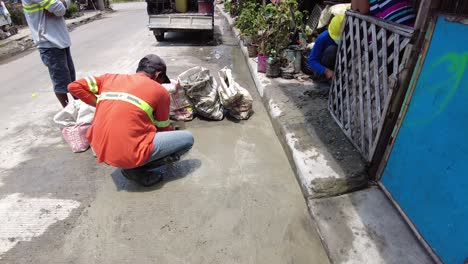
0, 193, 80, 258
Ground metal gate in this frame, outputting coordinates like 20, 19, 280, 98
380, 16, 468, 264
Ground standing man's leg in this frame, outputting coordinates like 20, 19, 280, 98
39, 48, 74, 107
65, 47, 78, 100
65, 47, 76, 82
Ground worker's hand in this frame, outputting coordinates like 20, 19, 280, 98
324, 68, 334, 80
44, 10, 55, 17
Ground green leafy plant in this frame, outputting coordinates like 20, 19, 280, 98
224, 0, 233, 13
224, 0, 240, 16
4, 2, 26, 26
235, 1, 261, 43
65, 2, 80, 18
257, 0, 299, 56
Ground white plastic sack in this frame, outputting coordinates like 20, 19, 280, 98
317, 5, 331, 29
178, 66, 224, 121
329, 4, 351, 16
218, 67, 253, 120
317, 4, 350, 29
218, 67, 243, 106
162, 79, 194, 121
53, 100, 95, 129
53, 100, 95, 153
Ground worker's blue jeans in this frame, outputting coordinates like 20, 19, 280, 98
144, 130, 194, 166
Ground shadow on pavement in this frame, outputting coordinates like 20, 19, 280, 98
110, 158, 202, 192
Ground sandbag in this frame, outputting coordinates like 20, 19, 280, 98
162, 79, 194, 121
218, 67, 253, 120
53, 100, 95, 153
178, 66, 224, 121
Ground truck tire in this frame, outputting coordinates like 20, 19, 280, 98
154, 31, 165, 42
207, 29, 214, 41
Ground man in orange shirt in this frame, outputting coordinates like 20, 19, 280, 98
68, 54, 194, 186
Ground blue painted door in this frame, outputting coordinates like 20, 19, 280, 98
381, 16, 468, 264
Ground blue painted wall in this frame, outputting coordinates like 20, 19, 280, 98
382, 16, 468, 264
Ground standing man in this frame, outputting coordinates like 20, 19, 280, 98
22, 0, 75, 107
68, 54, 194, 187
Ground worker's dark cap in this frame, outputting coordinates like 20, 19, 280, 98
138, 54, 170, 83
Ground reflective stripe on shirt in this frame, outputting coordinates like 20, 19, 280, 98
97, 92, 170, 128
85, 76, 98, 94
22, 0, 54, 13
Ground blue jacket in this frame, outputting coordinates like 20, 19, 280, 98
307, 30, 336, 75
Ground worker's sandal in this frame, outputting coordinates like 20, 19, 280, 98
121, 168, 164, 187
135, 171, 164, 187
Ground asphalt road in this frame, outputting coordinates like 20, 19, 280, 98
0, 3, 330, 263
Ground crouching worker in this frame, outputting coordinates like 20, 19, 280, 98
68, 54, 194, 186
306, 14, 345, 82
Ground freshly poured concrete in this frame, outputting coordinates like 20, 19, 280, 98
0, 3, 329, 263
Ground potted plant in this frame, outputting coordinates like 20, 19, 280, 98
235, 1, 261, 57
257, 1, 298, 77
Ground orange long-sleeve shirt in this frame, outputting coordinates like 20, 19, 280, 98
68, 72, 171, 169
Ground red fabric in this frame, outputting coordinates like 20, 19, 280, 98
68, 73, 171, 169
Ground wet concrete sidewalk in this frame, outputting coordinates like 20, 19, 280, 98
0, 3, 330, 263
216, 4, 434, 264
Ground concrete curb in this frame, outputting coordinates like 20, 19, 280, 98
217, 4, 368, 200
217, 5, 433, 264
0, 11, 104, 62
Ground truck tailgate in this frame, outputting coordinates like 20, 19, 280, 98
148, 13, 213, 30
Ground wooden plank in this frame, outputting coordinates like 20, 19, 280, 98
399, 44, 412, 72
342, 21, 352, 131
362, 19, 374, 151
393, 34, 401, 77
355, 18, 366, 152
414, 0, 432, 31
386, 34, 396, 65
338, 48, 345, 124
346, 10, 414, 37
371, 24, 382, 118
381, 29, 389, 101
348, 15, 359, 145
399, 37, 410, 52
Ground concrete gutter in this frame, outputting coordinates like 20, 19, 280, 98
217, 5, 367, 199
0, 10, 104, 62
216, 5, 433, 264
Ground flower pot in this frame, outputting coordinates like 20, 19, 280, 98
198, 0, 214, 14
266, 57, 281, 78
247, 44, 258, 58
257, 54, 267, 73
283, 48, 302, 74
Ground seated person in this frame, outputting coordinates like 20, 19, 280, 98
351, 0, 416, 27
306, 14, 345, 82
